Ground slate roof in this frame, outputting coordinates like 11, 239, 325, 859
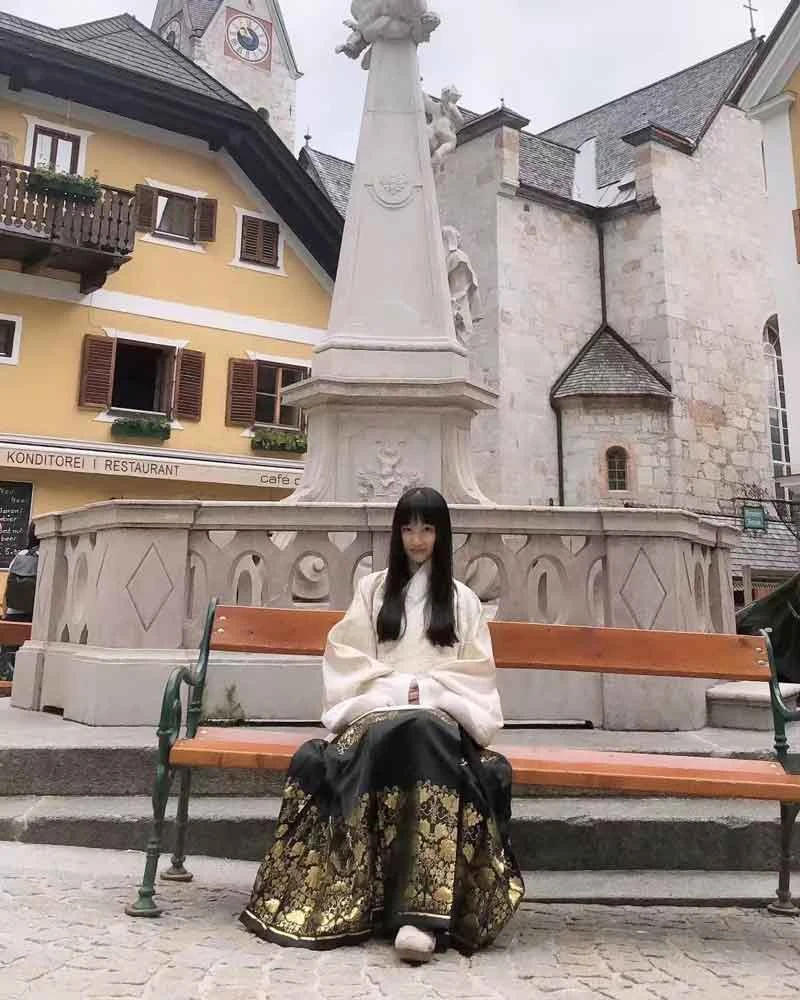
300, 146, 354, 218
551, 326, 673, 402
519, 133, 575, 198
714, 515, 800, 577
541, 39, 758, 190
0, 11, 248, 109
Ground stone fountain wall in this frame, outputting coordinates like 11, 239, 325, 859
11, 500, 737, 729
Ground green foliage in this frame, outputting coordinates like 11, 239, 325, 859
251, 427, 307, 453
110, 416, 172, 441
28, 169, 103, 203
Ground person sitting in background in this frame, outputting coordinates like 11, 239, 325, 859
0, 525, 39, 681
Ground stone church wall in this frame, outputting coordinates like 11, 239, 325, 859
193, 0, 297, 149
493, 195, 602, 504
654, 106, 775, 510
560, 398, 673, 507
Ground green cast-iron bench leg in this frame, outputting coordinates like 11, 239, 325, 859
161, 769, 194, 883
125, 757, 173, 917
768, 803, 800, 917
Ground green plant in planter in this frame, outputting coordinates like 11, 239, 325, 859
28, 169, 103, 203
251, 427, 307, 453
111, 416, 171, 441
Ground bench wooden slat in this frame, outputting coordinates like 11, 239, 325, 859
0, 680, 11, 697
170, 730, 800, 801
210, 606, 769, 682
0, 621, 31, 645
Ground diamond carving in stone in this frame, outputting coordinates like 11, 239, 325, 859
369, 172, 415, 209
357, 442, 423, 501
620, 548, 667, 629
126, 544, 175, 632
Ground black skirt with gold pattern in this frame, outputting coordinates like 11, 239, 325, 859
240, 708, 524, 952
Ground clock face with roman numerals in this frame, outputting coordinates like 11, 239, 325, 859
225, 10, 272, 67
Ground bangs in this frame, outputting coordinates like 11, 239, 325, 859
394, 487, 446, 528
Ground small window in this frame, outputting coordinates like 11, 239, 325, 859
607, 447, 629, 492
78, 334, 205, 421
240, 215, 280, 267
0, 320, 15, 358
32, 125, 80, 173
226, 357, 308, 428
134, 185, 217, 244
255, 361, 306, 427
166, 29, 177, 47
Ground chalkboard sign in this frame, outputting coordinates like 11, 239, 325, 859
0, 482, 32, 570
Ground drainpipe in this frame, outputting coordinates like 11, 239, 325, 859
550, 214, 607, 507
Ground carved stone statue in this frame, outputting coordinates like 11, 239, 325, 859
443, 225, 483, 343
425, 85, 464, 171
337, 0, 441, 68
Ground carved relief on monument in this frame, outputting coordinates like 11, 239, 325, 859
425, 85, 464, 172
355, 439, 425, 501
443, 225, 483, 343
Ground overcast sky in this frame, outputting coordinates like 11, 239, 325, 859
1, 0, 789, 159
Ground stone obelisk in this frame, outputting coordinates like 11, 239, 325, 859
283, 1, 496, 503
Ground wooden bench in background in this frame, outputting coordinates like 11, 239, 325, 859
126, 601, 800, 919
0, 620, 31, 697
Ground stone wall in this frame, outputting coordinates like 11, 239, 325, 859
561, 398, 673, 507
654, 106, 776, 510
436, 130, 502, 499
193, 0, 297, 150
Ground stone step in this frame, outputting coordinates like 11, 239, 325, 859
0, 795, 789, 873
707, 681, 800, 730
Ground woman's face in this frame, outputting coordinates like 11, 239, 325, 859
401, 518, 436, 567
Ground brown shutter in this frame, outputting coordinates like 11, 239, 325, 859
240, 216, 279, 266
78, 335, 115, 408
226, 357, 257, 426
195, 198, 217, 242
134, 185, 158, 232
174, 349, 205, 421
793, 209, 800, 264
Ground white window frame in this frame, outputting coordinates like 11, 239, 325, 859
229, 206, 287, 277
23, 115, 94, 175
92, 328, 189, 429
0, 313, 22, 366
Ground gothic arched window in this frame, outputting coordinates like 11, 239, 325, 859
764, 316, 792, 486
606, 447, 629, 492
166, 30, 177, 47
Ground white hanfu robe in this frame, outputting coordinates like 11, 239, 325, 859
321, 563, 504, 747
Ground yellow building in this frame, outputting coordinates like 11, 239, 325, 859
738, 1, 800, 494
0, 10, 341, 574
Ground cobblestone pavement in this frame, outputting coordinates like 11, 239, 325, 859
2, 844, 800, 1000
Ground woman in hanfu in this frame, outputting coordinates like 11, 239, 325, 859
240, 487, 524, 962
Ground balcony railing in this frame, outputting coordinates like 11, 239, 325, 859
0, 161, 136, 259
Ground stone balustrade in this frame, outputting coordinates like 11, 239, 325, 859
12, 501, 738, 730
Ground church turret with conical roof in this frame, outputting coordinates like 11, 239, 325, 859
151, 0, 300, 149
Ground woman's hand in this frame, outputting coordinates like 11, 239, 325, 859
408, 680, 420, 705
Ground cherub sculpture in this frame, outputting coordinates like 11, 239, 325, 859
424, 85, 464, 172
337, 0, 441, 68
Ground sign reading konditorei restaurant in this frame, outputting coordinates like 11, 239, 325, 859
0, 444, 302, 490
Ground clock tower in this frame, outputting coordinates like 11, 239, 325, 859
151, 0, 300, 149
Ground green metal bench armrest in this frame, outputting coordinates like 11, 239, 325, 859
763, 628, 800, 769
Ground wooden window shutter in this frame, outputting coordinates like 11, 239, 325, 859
226, 357, 257, 426
195, 198, 217, 242
174, 349, 205, 421
793, 209, 800, 264
134, 185, 158, 232
78, 335, 115, 408
240, 216, 279, 267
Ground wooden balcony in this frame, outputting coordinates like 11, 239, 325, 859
0, 162, 136, 293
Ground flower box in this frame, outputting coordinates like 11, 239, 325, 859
110, 417, 171, 441
251, 428, 307, 454
28, 169, 103, 203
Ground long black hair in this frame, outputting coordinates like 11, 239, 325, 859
376, 486, 458, 648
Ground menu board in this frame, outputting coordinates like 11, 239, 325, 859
0, 482, 32, 570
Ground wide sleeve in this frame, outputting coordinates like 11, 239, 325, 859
321, 574, 411, 733
416, 586, 504, 747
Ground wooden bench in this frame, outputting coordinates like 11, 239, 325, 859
126, 601, 800, 919
0, 620, 31, 696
